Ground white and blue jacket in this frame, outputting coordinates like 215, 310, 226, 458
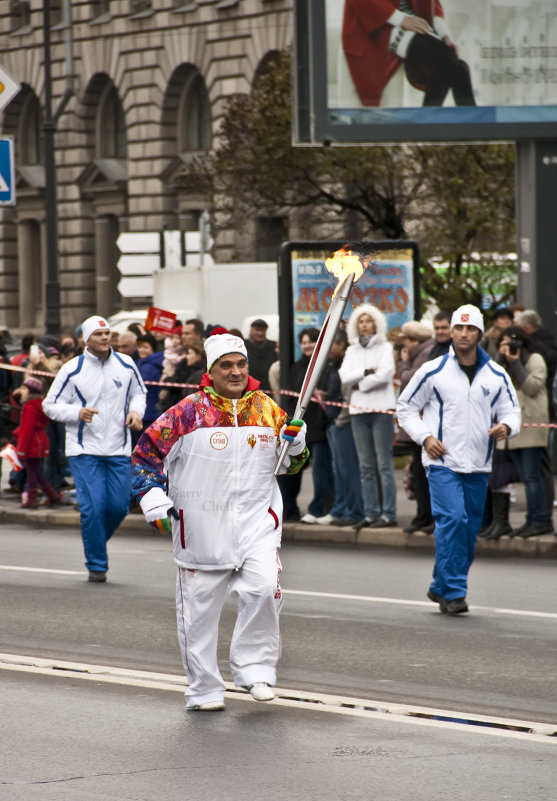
43, 348, 146, 457
396, 346, 521, 474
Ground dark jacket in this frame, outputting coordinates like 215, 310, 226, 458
245, 338, 277, 388
396, 338, 435, 444
137, 350, 164, 423
287, 355, 330, 443
427, 339, 451, 361
530, 327, 557, 419
159, 355, 207, 412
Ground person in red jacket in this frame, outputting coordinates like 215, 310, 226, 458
341, 0, 475, 107
14, 377, 60, 508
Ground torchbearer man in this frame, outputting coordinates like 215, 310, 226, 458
396, 305, 521, 615
131, 333, 308, 711
43, 316, 146, 583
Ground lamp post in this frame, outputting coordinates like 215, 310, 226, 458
41, 0, 73, 336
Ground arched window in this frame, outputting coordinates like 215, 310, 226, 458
178, 71, 211, 153
50, 0, 63, 26
9, 0, 31, 32
91, 1, 110, 19
97, 84, 127, 158
252, 50, 281, 90
18, 94, 43, 165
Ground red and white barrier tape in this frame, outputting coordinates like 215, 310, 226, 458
2, 361, 557, 428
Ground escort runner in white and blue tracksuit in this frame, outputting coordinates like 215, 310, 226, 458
43, 316, 146, 581
396, 305, 521, 614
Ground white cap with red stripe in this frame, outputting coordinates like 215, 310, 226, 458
81, 315, 111, 343
450, 304, 484, 334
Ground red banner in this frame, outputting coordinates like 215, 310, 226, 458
144, 306, 176, 335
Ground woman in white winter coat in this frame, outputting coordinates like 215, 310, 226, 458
339, 304, 397, 530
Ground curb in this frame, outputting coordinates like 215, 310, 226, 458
2, 503, 556, 558
281, 522, 557, 558
0, 505, 159, 535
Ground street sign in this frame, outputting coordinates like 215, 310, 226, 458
116, 232, 160, 299
117, 276, 154, 297
116, 228, 213, 297
0, 66, 21, 113
0, 137, 15, 206
163, 230, 182, 269
116, 232, 160, 254
117, 253, 161, 276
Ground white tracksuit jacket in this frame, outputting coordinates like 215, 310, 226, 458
131, 379, 308, 570
43, 348, 146, 456
396, 346, 521, 473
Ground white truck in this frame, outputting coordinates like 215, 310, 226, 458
116, 230, 280, 339
153, 261, 279, 340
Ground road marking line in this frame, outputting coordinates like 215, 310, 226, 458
1, 566, 554, 620
0, 564, 83, 576
0, 652, 555, 743
284, 589, 557, 620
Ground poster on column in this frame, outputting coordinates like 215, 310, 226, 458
279, 240, 419, 363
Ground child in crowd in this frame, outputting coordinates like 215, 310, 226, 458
13, 377, 60, 508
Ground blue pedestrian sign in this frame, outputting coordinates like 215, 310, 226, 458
0, 137, 15, 205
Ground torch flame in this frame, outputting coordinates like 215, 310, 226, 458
325, 247, 366, 298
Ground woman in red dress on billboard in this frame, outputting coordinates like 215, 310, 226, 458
341, 0, 476, 107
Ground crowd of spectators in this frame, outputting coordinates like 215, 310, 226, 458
1, 303, 556, 537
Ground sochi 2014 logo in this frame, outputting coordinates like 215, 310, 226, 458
246, 434, 256, 449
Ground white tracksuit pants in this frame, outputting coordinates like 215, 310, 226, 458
176, 548, 283, 707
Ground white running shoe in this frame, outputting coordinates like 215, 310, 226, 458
300, 513, 318, 524
187, 700, 225, 711
316, 513, 334, 525
248, 682, 275, 702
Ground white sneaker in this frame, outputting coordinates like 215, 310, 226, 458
187, 700, 225, 711
300, 513, 318, 524
248, 682, 275, 702
316, 514, 334, 525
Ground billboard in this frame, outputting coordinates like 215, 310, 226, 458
278, 240, 419, 375
294, 0, 557, 143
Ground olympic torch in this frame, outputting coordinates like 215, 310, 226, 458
275, 248, 367, 475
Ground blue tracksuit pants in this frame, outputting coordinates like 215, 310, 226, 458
69, 455, 131, 573
427, 466, 489, 601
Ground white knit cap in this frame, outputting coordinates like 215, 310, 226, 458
82, 315, 111, 343
205, 333, 248, 370
450, 304, 484, 334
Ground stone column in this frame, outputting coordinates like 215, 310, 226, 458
17, 219, 42, 329
94, 216, 115, 317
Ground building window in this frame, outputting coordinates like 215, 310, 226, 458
253, 51, 281, 90
19, 95, 43, 165
50, 0, 63, 26
97, 85, 127, 158
255, 217, 288, 262
130, 0, 152, 15
171, 1, 197, 11
9, 0, 31, 33
91, 1, 110, 19
178, 72, 211, 153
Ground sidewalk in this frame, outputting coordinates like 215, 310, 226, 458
1, 467, 556, 558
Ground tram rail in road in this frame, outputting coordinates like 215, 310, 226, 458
1, 652, 555, 744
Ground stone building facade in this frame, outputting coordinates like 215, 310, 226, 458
0, 0, 292, 332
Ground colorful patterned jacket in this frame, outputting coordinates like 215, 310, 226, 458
131, 376, 309, 570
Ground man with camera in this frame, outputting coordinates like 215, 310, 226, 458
396, 305, 521, 615
495, 326, 553, 538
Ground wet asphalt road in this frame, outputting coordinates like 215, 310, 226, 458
1, 524, 556, 800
